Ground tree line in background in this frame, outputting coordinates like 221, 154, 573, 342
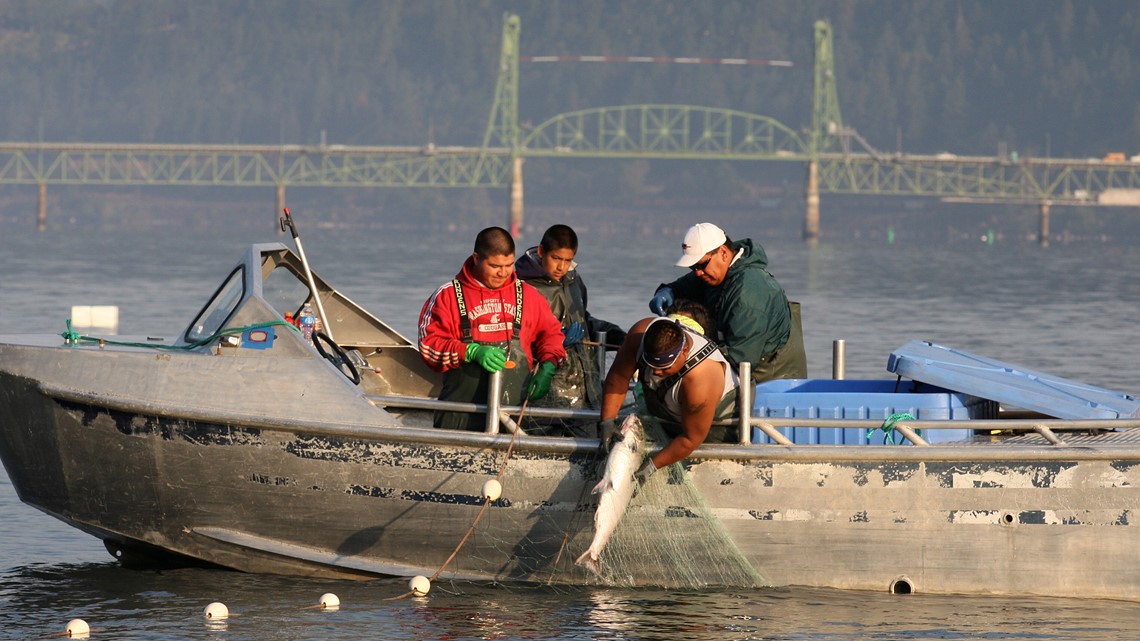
1, 0, 1138, 210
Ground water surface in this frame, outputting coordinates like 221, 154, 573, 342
2, 209, 1139, 639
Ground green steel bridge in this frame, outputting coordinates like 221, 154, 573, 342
2, 14, 1138, 242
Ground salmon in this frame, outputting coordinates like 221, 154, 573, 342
575, 414, 647, 576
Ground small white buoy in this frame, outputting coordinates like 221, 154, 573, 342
319, 592, 340, 609
65, 618, 90, 638
409, 575, 431, 597
482, 479, 502, 501
204, 601, 229, 619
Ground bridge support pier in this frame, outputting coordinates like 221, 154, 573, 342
804, 161, 820, 245
276, 184, 286, 233
1039, 201, 1050, 248
37, 182, 47, 232
509, 156, 524, 237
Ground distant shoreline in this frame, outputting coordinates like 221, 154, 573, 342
0, 189, 1135, 244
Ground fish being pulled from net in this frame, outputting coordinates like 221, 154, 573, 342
575, 414, 647, 576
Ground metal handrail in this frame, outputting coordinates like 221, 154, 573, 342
365, 393, 602, 422
737, 361, 757, 445
367, 355, 1139, 447
745, 416, 1139, 431
485, 370, 504, 434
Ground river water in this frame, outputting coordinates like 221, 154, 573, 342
3, 203, 1140, 639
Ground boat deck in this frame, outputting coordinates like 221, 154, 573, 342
975, 428, 1140, 448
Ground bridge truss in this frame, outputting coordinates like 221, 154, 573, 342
1, 13, 1137, 236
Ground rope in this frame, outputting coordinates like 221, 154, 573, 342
386, 368, 534, 600
61, 319, 82, 343
867, 412, 919, 445
59, 319, 298, 350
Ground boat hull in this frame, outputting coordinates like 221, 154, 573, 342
5, 366, 1140, 597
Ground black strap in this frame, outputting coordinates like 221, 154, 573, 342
512, 279, 523, 339
658, 336, 719, 390
453, 278, 524, 342
453, 278, 472, 341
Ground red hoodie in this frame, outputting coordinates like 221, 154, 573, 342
418, 255, 566, 373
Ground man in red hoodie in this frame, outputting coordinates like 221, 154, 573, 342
418, 226, 567, 430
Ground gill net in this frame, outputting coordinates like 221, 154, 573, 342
563, 415, 766, 589
448, 411, 766, 590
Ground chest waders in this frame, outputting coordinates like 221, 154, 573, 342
434, 280, 532, 431
750, 300, 807, 384
529, 275, 600, 412
642, 338, 739, 444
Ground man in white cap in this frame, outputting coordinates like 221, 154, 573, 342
648, 222, 806, 384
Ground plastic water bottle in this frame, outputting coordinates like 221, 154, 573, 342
300, 303, 316, 341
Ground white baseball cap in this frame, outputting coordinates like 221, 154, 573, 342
675, 223, 727, 267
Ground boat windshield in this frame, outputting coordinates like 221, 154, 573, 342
263, 264, 313, 317
186, 266, 244, 343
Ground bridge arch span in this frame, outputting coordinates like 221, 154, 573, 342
520, 104, 807, 158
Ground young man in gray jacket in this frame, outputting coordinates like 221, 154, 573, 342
516, 224, 626, 424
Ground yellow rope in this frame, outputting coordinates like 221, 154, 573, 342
387, 374, 533, 599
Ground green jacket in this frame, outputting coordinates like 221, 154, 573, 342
660, 238, 791, 374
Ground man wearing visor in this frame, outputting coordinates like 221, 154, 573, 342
598, 306, 738, 485
648, 222, 807, 385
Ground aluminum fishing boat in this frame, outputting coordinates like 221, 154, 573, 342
3, 239, 1140, 599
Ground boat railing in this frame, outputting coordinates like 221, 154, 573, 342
362, 342, 1140, 447
366, 342, 1140, 447
368, 380, 1140, 446
367, 382, 602, 436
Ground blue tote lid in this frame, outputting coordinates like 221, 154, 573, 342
887, 340, 1140, 419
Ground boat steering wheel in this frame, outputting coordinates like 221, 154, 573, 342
312, 331, 361, 385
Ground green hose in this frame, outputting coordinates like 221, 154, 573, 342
59, 319, 298, 350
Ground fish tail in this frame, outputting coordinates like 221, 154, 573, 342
574, 550, 602, 576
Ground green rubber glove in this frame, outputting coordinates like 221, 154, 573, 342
527, 361, 557, 400
465, 343, 507, 373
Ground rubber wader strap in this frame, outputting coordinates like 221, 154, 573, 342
452, 278, 525, 343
